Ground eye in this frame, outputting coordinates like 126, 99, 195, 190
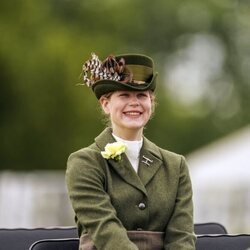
138, 93, 148, 98
119, 92, 129, 97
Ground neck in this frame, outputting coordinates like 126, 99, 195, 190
112, 127, 143, 141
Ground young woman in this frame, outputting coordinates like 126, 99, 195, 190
66, 53, 196, 249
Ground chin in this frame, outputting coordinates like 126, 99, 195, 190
123, 123, 145, 130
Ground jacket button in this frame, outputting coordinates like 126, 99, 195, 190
138, 202, 146, 210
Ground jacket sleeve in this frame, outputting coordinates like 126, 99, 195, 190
65, 149, 138, 250
164, 156, 196, 250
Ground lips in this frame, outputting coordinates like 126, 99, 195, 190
123, 111, 142, 116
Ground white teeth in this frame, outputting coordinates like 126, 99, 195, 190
125, 112, 140, 115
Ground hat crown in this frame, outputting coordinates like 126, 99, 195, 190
116, 54, 154, 68
81, 52, 157, 99
115, 54, 154, 84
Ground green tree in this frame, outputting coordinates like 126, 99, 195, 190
0, 0, 249, 170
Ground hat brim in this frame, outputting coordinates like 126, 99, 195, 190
92, 72, 158, 99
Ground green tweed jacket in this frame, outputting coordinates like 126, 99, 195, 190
66, 128, 196, 250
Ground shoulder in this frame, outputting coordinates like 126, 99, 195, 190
68, 143, 99, 164
66, 128, 114, 177
144, 137, 189, 177
155, 146, 191, 181
66, 143, 105, 176
159, 146, 185, 166
144, 136, 185, 166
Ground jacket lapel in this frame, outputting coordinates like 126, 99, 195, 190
109, 154, 147, 195
95, 128, 147, 195
138, 137, 163, 187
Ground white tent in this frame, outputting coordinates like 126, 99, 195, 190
187, 125, 250, 233
0, 171, 74, 227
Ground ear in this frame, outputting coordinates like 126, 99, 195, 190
99, 96, 110, 115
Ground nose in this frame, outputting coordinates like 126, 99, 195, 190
129, 95, 139, 106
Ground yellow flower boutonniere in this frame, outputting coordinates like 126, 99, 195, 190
101, 141, 127, 162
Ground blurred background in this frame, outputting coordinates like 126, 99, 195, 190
0, 0, 249, 233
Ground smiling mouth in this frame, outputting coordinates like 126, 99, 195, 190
123, 111, 142, 116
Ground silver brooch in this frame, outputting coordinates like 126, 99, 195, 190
142, 155, 153, 166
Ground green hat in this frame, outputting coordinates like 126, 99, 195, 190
82, 53, 158, 99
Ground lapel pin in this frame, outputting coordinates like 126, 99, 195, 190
142, 155, 153, 166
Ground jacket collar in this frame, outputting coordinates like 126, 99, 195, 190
138, 136, 162, 187
95, 127, 162, 195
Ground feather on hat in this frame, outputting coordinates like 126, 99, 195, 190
82, 53, 158, 99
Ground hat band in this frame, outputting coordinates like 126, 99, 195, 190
126, 64, 153, 83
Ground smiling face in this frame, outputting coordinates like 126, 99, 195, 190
99, 90, 153, 140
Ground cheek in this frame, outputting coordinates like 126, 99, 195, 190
107, 106, 121, 120
145, 102, 153, 114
